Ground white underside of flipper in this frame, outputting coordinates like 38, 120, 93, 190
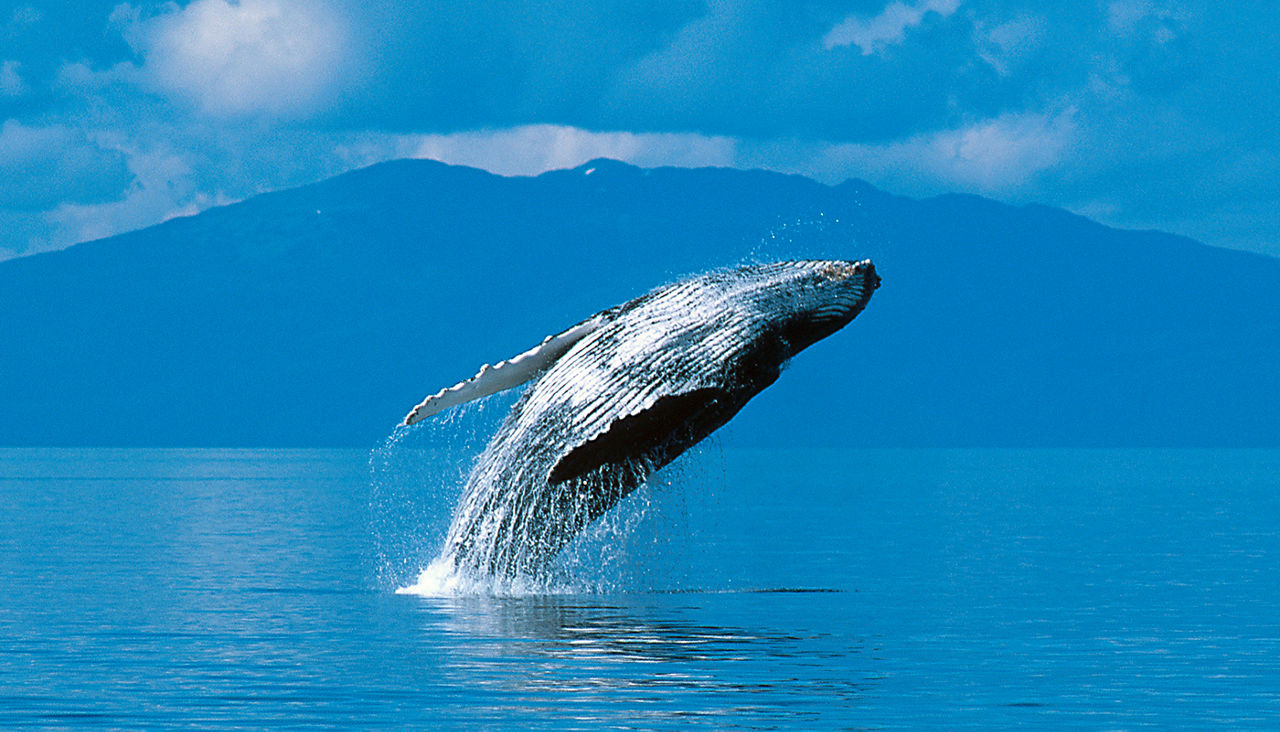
403, 312, 611, 425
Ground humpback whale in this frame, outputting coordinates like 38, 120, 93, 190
403, 259, 879, 579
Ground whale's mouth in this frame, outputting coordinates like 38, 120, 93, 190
863, 261, 881, 290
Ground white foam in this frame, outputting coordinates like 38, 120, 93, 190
395, 556, 574, 597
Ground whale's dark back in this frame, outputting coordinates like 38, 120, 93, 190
437, 260, 879, 578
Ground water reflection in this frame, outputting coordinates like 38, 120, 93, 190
406, 593, 877, 726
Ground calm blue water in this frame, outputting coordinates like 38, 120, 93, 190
2, 447, 1279, 728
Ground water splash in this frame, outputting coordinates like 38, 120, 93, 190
748, 214, 853, 266
373, 400, 725, 597
367, 391, 516, 591
551, 446, 726, 594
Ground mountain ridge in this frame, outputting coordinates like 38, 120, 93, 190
3, 158, 1277, 446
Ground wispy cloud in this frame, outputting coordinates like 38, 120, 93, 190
974, 13, 1045, 77
47, 141, 223, 250
737, 109, 1077, 196
0, 60, 23, 96
824, 0, 962, 54
0, 120, 131, 210
1106, 0, 1168, 33
884, 110, 1077, 191
7, 5, 41, 27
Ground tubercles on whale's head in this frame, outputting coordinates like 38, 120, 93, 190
763, 258, 879, 356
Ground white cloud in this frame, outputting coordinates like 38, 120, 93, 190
339, 125, 739, 177
739, 110, 1077, 196
905, 111, 1076, 190
120, 0, 349, 118
0, 60, 23, 96
824, 0, 962, 54
47, 142, 222, 249
0, 120, 131, 210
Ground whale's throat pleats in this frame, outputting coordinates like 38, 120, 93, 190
547, 387, 736, 485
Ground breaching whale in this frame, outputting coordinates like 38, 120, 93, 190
403, 259, 879, 579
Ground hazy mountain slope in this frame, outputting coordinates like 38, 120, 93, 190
2, 159, 1276, 446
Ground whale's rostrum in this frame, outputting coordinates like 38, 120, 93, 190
403, 259, 879, 580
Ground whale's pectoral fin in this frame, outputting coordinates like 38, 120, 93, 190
402, 310, 613, 426
548, 387, 737, 484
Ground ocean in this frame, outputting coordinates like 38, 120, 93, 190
2, 446, 1278, 728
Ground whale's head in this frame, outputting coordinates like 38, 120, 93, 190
743, 259, 879, 357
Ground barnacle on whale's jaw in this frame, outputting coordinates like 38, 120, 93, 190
817, 258, 878, 287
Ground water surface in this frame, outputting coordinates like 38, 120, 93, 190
2, 448, 1278, 727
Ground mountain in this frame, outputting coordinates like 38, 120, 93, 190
2, 159, 1277, 447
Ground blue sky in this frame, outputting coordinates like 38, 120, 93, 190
2, 0, 1277, 259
